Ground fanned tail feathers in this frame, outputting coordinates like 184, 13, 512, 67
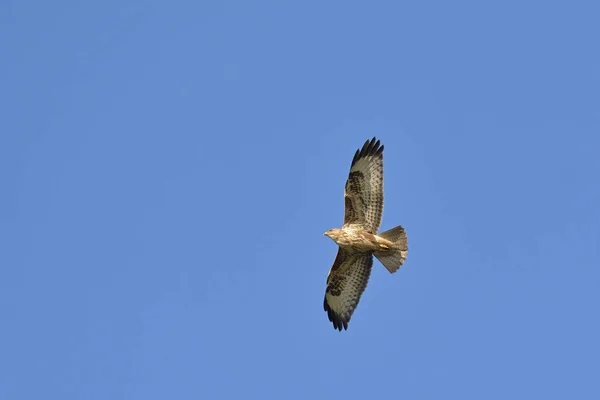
374, 225, 408, 274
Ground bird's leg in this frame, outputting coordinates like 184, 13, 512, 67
379, 244, 389, 250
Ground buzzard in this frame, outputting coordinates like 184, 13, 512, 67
323, 137, 408, 331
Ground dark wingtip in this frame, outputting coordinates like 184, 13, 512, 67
351, 136, 384, 166
324, 296, 350, 331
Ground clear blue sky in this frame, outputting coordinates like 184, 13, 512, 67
2, 1, 599, 399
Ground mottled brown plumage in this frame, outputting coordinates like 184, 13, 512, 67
323, 137, 409, 331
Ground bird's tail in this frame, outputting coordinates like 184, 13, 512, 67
374, 225, 408, 274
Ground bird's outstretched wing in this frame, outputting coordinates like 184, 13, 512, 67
324, 248, 373, 331
343, 137, 384, 233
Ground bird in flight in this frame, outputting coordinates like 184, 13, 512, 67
323, 137, 409, 331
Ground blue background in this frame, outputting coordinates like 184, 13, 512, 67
2, 1, 599, 399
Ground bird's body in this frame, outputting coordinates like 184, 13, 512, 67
324, 226, 394, 253
323, 137, 409, 331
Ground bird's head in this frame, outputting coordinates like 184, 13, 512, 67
323, 228, 342, 242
